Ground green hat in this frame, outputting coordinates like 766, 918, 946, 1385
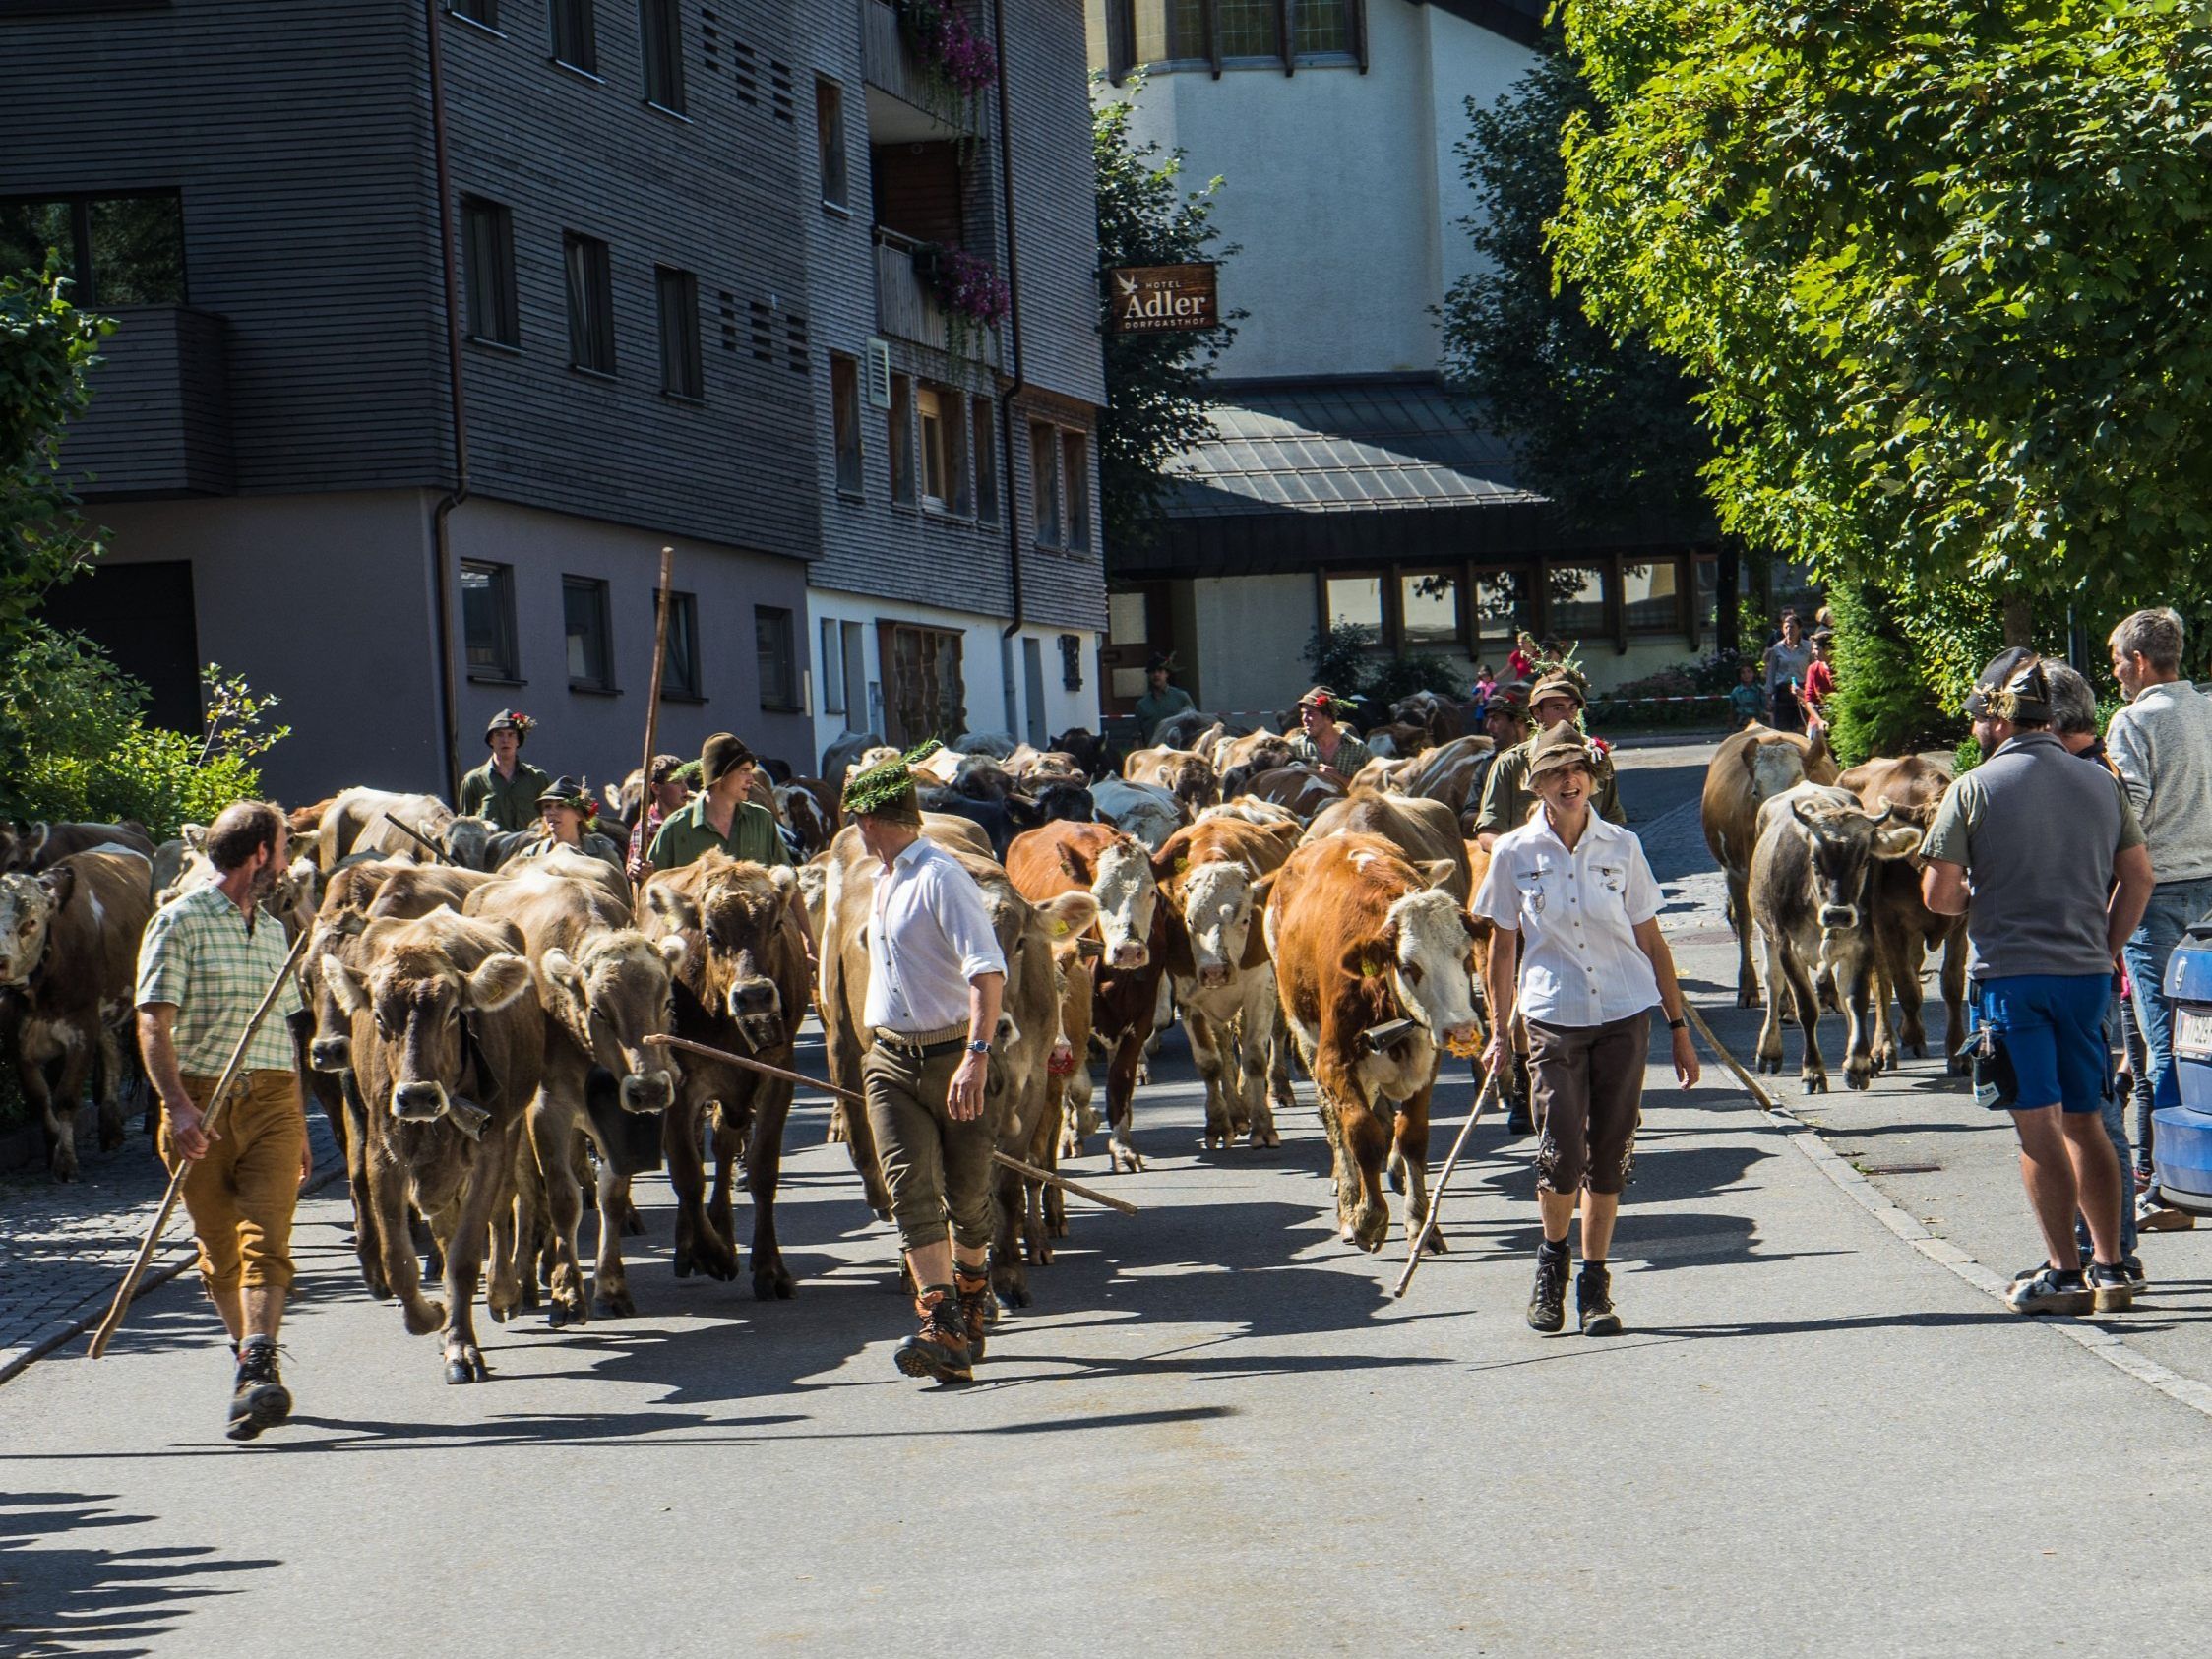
1529, 673, 1587, 711
1528, 721, 1597, 781
700, 732, 757, 790
841, 740, 937, 823
1297, 685, 1350, 714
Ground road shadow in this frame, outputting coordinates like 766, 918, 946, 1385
0, 1490, 277, 1657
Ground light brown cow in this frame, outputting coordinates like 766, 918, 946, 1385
1400, 734, 1497, 817
1702, 722, 1840, 1006
1838, 754, 1969, 1072
0, 851, 154, 1180
322, 908, 545, 1382
1155, 816, 1300, 1147
1123, 746, 1221, 816
469, 865, 681, 1322
1305, 790, 1473, 904
638, 852, 814, 1299
1216, 730, 1296, 798
1266, 833, 1482, 1252
317, 788, 458, 868
1238, 765, 1346, 824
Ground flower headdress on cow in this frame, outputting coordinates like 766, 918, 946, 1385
485, 708, 535, 747
841, 740, 938, 824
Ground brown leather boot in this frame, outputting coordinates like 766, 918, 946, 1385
893, 1285, 973, 1383
954, 1265, 996, 1363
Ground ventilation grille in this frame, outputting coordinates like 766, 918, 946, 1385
748, 300, 774, 363
731, 40, 760, 105
785, 314, 809, 374
866, 338, 892, 408
701, 9, 720, 73
718, 289, 738, 353
769, 59, 795, 123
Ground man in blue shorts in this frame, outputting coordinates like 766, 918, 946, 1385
1921, 648, 2154, 1315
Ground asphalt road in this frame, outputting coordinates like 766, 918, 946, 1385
5, 737, 2210, 1657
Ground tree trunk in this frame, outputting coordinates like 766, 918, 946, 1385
2002, 593, 2034, 648
1716, 542, 1740, 654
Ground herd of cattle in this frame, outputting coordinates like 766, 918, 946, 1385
0, 704, 1969, 1384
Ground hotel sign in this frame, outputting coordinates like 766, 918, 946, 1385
1108, 264, 1219, 334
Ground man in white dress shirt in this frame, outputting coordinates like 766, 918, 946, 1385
841, 747, 1009, 1384
1475, 722, 1699, 1336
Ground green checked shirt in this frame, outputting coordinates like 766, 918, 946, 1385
136, 883, 302, 1075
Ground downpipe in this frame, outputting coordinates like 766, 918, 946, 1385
426, 0, 466, 803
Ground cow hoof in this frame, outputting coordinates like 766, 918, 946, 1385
1948, 1054, 1972, 1077
594, 1285, 637, 1318
98, 1125, 125, 1154
1737, 988, 1762, 1010
48, 1153, 79, 1184
621, 1207, 647, 1239
753, 1264, 796, 1302
1845, 1068, 1873, 1092
1248, 1126, 1282, 1149
1108, 1138, 1145, 1174
443, 1349, 488, 1385
1416, 1226, 1449, 1255
995, 1279, 1032, 1312
548, 1297, 587, 1328
403, 1299, 448, 1337
1802, 1074, 1827, 1095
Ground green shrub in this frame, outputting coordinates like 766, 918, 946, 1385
1825, 584, 1955, 765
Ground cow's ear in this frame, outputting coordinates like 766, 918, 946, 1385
1249, 870, 1280, 913
464, 952, 537, 1012
321, 954, 369, 1018
1420, 859, 1458, 891
645, 883, 701, 932
35, 862, 76, 915
654, 934, 690, 975
182, 822, 210, 853
767, 864, 799, 898
1038, 891, 1100, 940
1056, 842, 1087, 882
540, 947, 584, 1007
1873, 825, 1926, 861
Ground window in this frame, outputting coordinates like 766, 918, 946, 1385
830, 353, 864, 495
451, 0, 499, 26
640, 0, 685, 112
816, 79, 848, 210
1062, 431, 1090, 552
1324, 573, 1382, 645
1693, 552, 1723, 641
564, 232, 615, 373
1471, 566, 1532, 646
1294, 0, 1354, 54
551, 0, 597, 71
820, 617, 844, 714
840, 621, 868, 733
879, 622, 965, 747
563, 577, 614, 690
655, 265, 702, 399
1214, 0, 1280, 57
1030, 422, 1061, 546
756, 606, 798, 710
972, 397, 999, 523
918, 386, 949, 508
1547, 561, 1608, 641
1134, 0, 1207, 59
1623, 557, 1686, 634
460, 197, 519, 347
461, 561, 519, 681
4, 193, 188, 307
659, 590, 701, 700
1400, 569, 1461, 645
889, 374, 917, 506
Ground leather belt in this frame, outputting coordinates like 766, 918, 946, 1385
871, 1023, 969, 1058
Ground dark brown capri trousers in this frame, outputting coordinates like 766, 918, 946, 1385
155, 1070, 307, 1293
1526, 1012, 1650, 1197
863, 1034, 996, 1255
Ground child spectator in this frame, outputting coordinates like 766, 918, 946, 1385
1729, 659, 1766, 731
1472, 664, 1497, 721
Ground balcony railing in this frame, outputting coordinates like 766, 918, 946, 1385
873, 229, 1002, 368
63, 304, 233, 497
860, 0, 979, 134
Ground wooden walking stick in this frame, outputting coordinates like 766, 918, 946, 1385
633, 544, 676, 871
1390, 1064, 1504, 1300
380, 813, 457, 866
642, 1032, 1141, 1216
1683, 1003, 1783, 1114
90, 923, 315, 1359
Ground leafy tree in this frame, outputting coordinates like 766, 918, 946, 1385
1552, 0, 2212, 620
1, 261, 106, 653
1442, 47, 1710, 529
1093, 79, 1238, 556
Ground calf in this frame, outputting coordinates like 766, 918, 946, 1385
0, 851, 154, 1180
1839, 754, 1969, 1073
1750, 783, 1924, 1093
1702, 723, 1839, 1006
1266, 833, 1482, 1252
638, 852, 813, 1298
1155, 817, 1300, 1148
321, 909, 544, 1382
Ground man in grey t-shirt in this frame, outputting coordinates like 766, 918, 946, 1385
1923, 648, 2153, 1316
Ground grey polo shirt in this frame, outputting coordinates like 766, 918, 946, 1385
1922, 732, 2144, 979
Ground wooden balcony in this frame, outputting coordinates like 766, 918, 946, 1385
873, 229, 1002, 369
860, 0, 979, 135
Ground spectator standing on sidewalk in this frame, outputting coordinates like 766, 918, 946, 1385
1728, 659, 1766, 731
1765, 612, 1814, 734
2105, 609, 2212, 1222
1921, 649, 2154, 1316
1802, 629, 1837, 729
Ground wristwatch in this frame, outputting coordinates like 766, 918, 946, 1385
966, 1038, 992, 1055
1667, 1015, 1688, 1031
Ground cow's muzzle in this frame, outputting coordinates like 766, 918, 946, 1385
1109, 940, 1149, 969
310, 1034, 351, 1073
1197, 961, 1231, 989
620, 1069, 675, 1114
1818, 904, 1860, 931
392, 1080, 449, 1121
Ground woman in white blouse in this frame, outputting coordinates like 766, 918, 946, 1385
1474, 722, 1700, 1336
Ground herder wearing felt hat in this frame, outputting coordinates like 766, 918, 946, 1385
639, 732, 792, 879
841, 744, 1011, 1385
1134, 652, 1197, 745
486, 775, 627, 879
1475, 721, 1700, 1337
1472, 671, 1624, 850
460, 709, 551, 833
1287, 685, 1374, 785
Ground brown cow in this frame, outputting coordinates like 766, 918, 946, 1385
1123, 746, 1222, 816
317, 788, 458, 868
1155, 816, 1300, 1148
1217, 730, 1296, 798
322, 909, 544, 1382
638, 853, 814, 1298
1387, 690, 1463, 749
1266, 833, 1483, 1252
1009, 821, 1176, 1175
1701, 722, 1840, 1006
1838, 754, 1969, 1072
1238, 765, 1346, 824
1400, 734, 1497, 818
0, 851, 154, 1180
1305, 790, 1473, 904
1, 820, 157, 872
469, 865, 682, 1322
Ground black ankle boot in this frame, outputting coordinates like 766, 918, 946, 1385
1528, 1242, 1568, 1333
1576, 1261, 1621, 1335
226, 1337, 291, 1442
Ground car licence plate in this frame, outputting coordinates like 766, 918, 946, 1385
2176, 1007, 2212, 1061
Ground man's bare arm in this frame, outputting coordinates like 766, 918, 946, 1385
1921, 859, 1969, 917
138, 1005, 210, 1158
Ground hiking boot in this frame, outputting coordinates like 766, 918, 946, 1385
225, 1337, 291, 1442
2006, 1266, 2092, 1317
1505, 1102, 1535, 1137
1527, 1242, 1568, 1333
953, 1266, 996, 1364
892, 1286, 973, 1383
1576, 1261, 1622, 1336
2089, 1260, 2135, 1315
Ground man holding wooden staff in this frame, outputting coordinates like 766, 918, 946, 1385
135, 800, 311, 1441
843, 747, 1006, 1384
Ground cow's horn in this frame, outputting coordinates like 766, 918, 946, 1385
1871, 803, 1894, 825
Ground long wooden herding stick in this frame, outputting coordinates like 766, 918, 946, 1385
633, 545, 676, 870
90, 923, 315, 1359
1683, 1002, 1783, 1114
380, 813, 456, 866
1390, 1063, 1504, 1300
642, 1032, 1140, 1217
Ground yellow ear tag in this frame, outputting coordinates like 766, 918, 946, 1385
1175, 856, 1189, 874
1361, 952, 1385, 978
1050, 917, 1070, 938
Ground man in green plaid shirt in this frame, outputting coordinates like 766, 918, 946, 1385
137, 800, 310, 1442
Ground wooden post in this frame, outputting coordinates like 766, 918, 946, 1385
633, 545, 676, 869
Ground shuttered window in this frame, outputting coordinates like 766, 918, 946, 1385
830, 353, 864, 496
551, 0, 597, 71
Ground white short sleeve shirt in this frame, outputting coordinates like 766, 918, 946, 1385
1472, 811, 1664, 1028
865, 838, 1009, 1033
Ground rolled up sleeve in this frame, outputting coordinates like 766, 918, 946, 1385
933, 865, 1008, 981
1623, 841, 1663, 926
135, 903, 189, 1011
1471, 847, 1519, 931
